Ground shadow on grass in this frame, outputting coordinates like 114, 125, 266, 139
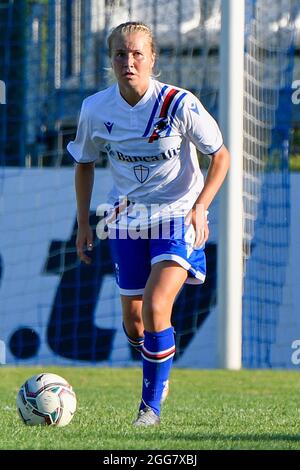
128, 431, 300, 443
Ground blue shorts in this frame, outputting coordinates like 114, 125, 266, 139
109, 218, 206, 295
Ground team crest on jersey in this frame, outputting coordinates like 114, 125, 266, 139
153, 116, 171, 137
134, 165, 149, 183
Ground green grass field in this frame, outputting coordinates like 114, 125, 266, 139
1, 367, 300, 450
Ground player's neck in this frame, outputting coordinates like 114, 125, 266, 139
118, 81, 150, 107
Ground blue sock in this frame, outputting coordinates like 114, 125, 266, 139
122, 322, 144, 353
140, 327, 175, 416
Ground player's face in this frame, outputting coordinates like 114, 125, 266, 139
111, 32, 155, 94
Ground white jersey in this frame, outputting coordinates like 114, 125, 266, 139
67, 79, 223, 226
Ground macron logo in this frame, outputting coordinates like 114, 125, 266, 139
190, 102, 200, 115
144, 379, 150, 388
104, 122, 114, 133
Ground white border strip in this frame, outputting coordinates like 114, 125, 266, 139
151, 254, 206, 283
142, 345, 175, 356
119, 287, 145, 296
141, 352, 175, 363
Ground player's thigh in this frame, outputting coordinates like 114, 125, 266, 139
121, 294, 143, 337
109, 231, 151, 295
143, 261, 187, 315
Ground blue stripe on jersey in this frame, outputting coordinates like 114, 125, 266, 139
143, 85, 169, 137
166, 92, 187, 136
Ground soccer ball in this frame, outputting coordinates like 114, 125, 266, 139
16, 373, 77, 426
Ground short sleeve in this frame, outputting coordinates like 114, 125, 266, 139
180, 93, 223, 155
67, 99, 100, 163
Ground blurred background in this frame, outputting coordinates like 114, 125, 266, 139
0, 0, 299, 368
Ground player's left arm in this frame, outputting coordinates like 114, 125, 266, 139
191, 144, 231, 248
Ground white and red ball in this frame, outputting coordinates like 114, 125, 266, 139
16, 373, 77, 427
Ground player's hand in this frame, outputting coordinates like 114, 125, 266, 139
186, 206, 209, 248
76, 224, 93, 264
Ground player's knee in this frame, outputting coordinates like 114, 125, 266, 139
142, 298, 166, 321
122, 300, 143, 333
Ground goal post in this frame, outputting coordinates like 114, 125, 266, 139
0, 0, 296, 368
217, 0, 245, 369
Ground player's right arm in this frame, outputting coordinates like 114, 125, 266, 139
75, 162, 95, 264
67, 98, 102, 264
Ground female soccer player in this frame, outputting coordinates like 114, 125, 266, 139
67, 22, 231, 426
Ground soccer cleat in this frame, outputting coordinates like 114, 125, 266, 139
132, 406, 160, 427
160, 379, 169, 404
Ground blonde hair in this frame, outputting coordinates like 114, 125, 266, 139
107, 21, 156, 57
